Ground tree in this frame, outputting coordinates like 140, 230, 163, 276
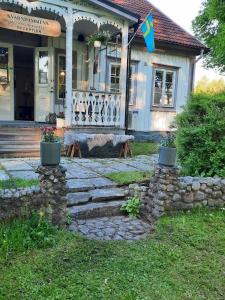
192, 0, 225, 74
195, 76, 225, 94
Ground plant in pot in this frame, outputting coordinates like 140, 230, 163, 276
56, 112, 65, 129
87, 31, 111, 48
40, 127, 61, 166
158, 132, 177, 167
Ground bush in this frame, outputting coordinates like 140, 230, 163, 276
176, 92, 225, 177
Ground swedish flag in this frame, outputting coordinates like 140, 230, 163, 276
141, 14, 155, 53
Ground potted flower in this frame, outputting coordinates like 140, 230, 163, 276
56, 112, 65, 129
40, 127, 61, 166
158, 132, 177, 166
87, 31, 111, 48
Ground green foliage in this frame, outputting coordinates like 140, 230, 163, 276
0, 214, 57, 261
87, 31, 111, 47
0, 178, 39, 190
121, 197, 143, 217
1, 210, 225, 299
132, 142, 159, 156
106, 171, 152, 185
195, 76, 225, 94
176, 92, 225, 177
192, 0, 225, 73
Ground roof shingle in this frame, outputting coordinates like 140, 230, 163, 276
110, 0, 206, 50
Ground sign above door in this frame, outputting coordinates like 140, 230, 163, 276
0, 10, 61, 37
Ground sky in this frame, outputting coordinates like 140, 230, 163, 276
149, 0, 225, 84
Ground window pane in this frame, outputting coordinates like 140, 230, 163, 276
166, 72, 173, 83
38, 51, 48, 84
154, 93, 162, 105
59, 55, 66, 70
0, 47, 9, 84
164, 93, 173, 106
155, 70, 163, 82
116, 67, 120, 76
59, 84, 66, 99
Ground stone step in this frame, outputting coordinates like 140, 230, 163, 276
69, 200, 125, 219
0, 140, 40, 145
67, 177, 117, 192
67, 188, 126, 207
0, 144, 40, 150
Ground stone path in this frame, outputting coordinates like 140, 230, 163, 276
0, 155, 158, 186
69, 216, 153, 241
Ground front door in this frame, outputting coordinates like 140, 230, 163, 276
35, 47, 54, 122
0, 43, 14, 121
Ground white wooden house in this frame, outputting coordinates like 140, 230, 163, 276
0, 0, 207, 140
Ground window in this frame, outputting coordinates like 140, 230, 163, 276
153, 68, 176, 107
109, 63, 120, 92
0, 47, 9, 86
58, 54, 66, 100
129, 64, 137, 105
38, 51, 48, 84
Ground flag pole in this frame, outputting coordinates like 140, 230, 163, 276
126, 9, 153, 48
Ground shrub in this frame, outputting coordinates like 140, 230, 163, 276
121, 197, 143, 217
176, 92, 225, 177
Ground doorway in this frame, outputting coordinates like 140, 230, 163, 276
14, 46, 34, 121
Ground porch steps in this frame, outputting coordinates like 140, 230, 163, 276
67, 187, 127, 220
0, 127, 41, 158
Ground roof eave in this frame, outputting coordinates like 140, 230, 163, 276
89, 0, 140, 23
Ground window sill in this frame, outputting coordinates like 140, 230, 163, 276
151, 106, 176, 112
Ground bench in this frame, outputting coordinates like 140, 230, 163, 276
64, 133, 134, 159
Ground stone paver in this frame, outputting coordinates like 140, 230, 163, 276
0, 155, 158, 183
69, 216, 153, 241
1, 160, 33, 171
8, 171, 39, 180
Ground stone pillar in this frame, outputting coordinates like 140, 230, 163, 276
148, 165, 180, 219
37, 165, 68, 227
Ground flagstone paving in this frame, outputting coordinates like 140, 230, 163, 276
0, 154, 158, 182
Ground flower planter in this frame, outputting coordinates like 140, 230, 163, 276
94, 40, 101, 48
158, 146, 177, 167
56, 117, 65, 129
40, 142, 61, 166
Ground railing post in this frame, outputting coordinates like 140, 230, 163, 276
120, 22, 129, 130
65, 8, 73, 127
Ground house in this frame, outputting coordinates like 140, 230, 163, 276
0, 0, 207, 156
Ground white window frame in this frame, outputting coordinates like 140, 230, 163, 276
152, 68, 177, 108
129, 64, 137, 106
109, 62, 121, 93
57, 54, 66, 101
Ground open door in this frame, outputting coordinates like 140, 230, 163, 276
0, 43, 14, 121
35, 47, 54, 122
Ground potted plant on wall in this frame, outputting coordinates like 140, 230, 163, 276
158, 132, 177, 167
40, 127, 61, 166
87, 31, 111, 48
56, 112, 65, 129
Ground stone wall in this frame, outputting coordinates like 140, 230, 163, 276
0, 165, 68, 226
127, 165, 225, 219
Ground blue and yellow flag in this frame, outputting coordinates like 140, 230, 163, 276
141, 14, 155, 53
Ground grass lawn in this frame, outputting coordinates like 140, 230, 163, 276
0, 178, 39, 190
132, 142, 158, 156
106, 171, 152, 185
1, 209, 225, 299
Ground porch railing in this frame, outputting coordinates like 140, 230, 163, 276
72, 90, 121, 127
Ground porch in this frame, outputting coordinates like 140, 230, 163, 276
0, 0, 136, 129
